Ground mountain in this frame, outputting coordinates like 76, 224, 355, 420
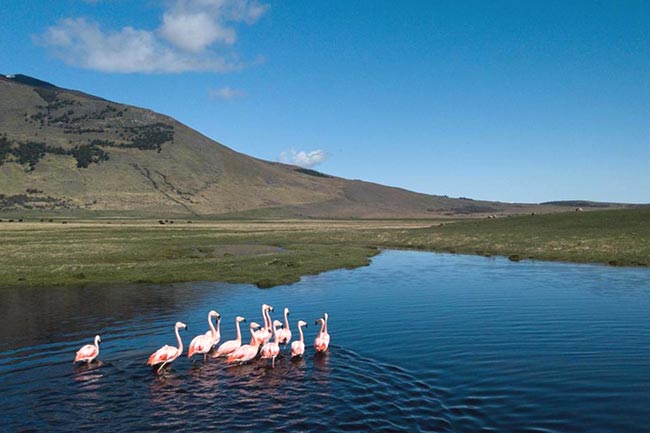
0, 74, 599, 218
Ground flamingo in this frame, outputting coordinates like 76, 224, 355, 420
147, 321, 188, 373
275, 307, 292, 348
261, 320, 283, 368
188, 310, 220, 361
253, 304, 273, 345
314, 313, 330, 353
74, 335, 101, 363
227, 322, 262, 364
290, 321, 307, 358
212, 316, 246, 358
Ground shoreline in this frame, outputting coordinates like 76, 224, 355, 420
1, 209, 648, 290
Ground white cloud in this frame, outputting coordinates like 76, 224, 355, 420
160, 11, 235, 52
35, 0, 268, 73
208, 86, 246, 100
279, 149, 329, 169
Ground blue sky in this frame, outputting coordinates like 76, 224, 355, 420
1, 0, 649, 203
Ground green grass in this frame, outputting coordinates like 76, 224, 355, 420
1, 209, 648, 289
368, 208, 650, 266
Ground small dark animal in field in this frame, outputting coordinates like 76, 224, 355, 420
18, 219, 23, 222
8, 219, 14, 222
187, 221, 192, 224
48, 219, 53, 222
576, 207, 584, 212
62, 221, 68, 224
169, 221, 174, 224
159, 220, 165, 225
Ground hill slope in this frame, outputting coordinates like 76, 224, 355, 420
0, 74, 601, 218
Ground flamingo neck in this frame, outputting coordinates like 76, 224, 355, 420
216, 317, 221, 335
262, 307, 269, 329
208, 314, 217, 339
265, 309, 272, 331
319, 320, 326, 336
94, 336, 100, 349
235, 320, 242, 343
175, 325, 183, 354
323, 316, 328, 334
249, 327, 258, 346
272, 323, 279, 343
283, 310, 290, 330
298, 324, 304, 343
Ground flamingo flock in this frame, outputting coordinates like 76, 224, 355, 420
73, 305, 330, 373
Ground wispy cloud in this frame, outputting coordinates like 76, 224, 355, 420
208, 86, 246, 100
279, 149, 329, 169
34, 0, 268, 73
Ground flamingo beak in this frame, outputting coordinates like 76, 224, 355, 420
185, 325, 189, 330
314, 321, 319, 325
243, 318, 247, 323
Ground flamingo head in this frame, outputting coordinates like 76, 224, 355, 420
95, 335, 102, 345
323, 312, 328, 322
176, 321, 188, 331
262, 303, 274, 312
298, 320, 307, 328
315, 318, 324, 326
209, 310, 220, 319
249, 321, 262, 330
273, 320, 283, 328
284, 307, 290, 315
236, 316, 246, 323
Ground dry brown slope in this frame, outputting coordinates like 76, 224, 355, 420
0, 74, 560, 218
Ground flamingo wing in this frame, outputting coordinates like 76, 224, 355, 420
314, 335, 329, 352
74, 344, 98, 362
253, 328, 270, 345
147, 345, 177, 366
261, 342, 280, 359
214, 339, 240, 357
227, 345, 255, 363
188, 334, 212, 358
291, 341, 304, 357
276, 329, 292, 344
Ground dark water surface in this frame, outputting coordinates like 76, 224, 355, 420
1, 251, 649, 432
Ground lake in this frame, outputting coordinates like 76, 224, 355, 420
1, 250, 649, 432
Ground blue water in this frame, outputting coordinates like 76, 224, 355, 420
1, 251, 649, 432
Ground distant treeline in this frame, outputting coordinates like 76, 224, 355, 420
23, 90, 175, 154
0, 134, 108, 169
541, 201, 612, 208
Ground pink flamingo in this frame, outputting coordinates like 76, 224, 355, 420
313, 313, 330, 353
74, 335, 101, 363
261, 320, 283, 367
212, 316, 246, 358
275, 307, 292, 347
227, 322, 262, 364
253, 304, 273, 345
187, 310, 220, 360
147, 321, 188, 373
290, 321, 307, 358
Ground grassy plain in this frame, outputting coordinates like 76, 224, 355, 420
1, 209, 648, 289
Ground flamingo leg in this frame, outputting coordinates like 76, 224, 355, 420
157, 361, 168, 374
